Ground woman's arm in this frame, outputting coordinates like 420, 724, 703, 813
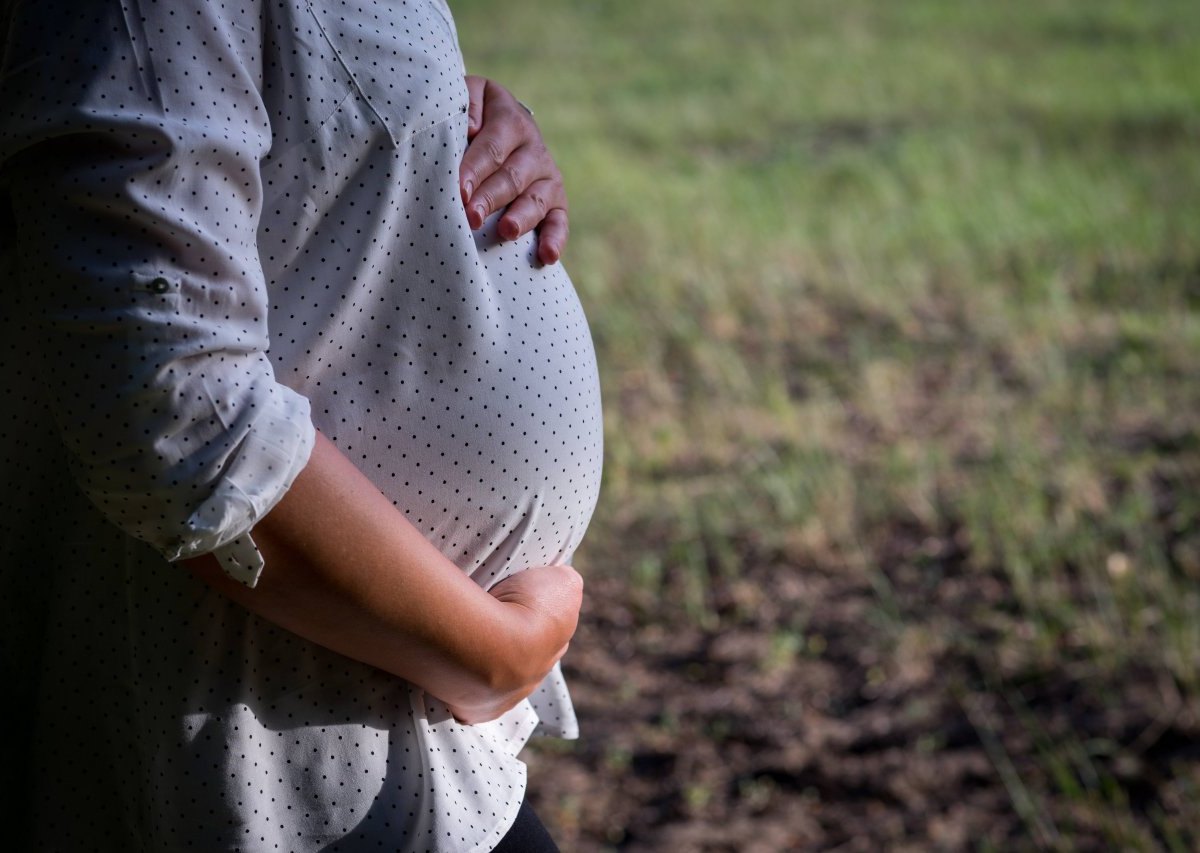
183, 430, 583, 724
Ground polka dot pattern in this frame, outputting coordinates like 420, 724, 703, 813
0, 1, 602, 850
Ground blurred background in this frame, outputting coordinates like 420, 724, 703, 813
456, 1, 1199, 849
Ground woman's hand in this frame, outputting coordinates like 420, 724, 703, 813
460, 75, 570, 265
445, 564, 584, 724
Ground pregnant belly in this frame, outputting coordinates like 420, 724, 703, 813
295, 215, 603, 588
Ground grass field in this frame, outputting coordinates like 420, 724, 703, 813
456, 1, 1200, 849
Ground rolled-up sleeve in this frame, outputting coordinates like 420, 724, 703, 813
0, 0, 314, 586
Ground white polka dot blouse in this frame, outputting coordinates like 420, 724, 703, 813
0, 1, 603, 850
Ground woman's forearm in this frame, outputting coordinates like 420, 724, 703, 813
182, 429, 580, 720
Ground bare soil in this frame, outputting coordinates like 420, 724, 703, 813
524, 523, 1200, 852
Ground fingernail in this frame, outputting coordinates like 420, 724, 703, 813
463, 180, 473, 200
472, 204, 486, 225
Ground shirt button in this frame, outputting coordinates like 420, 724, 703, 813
150, 277, 171, 294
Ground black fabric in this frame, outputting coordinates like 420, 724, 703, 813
491, 799, 561, 853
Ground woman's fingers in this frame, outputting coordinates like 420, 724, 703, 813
459, 76, 571, 259
460, 81, 525, 211
494, 175, 565, 241
488, 564, 583, 645
534, 208, 570, 266
465, 74, 486, 139
447, 566, 581, 725
465, 142, 552, 230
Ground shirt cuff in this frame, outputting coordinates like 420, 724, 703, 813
166, 386, 316, 587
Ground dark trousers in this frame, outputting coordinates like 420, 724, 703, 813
491, 799, 560, 853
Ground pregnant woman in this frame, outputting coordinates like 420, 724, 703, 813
0, 1, 602, 850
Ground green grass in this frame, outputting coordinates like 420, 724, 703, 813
457, 0, 1200, 846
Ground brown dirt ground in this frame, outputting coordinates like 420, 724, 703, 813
522, 522, 1200, 852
